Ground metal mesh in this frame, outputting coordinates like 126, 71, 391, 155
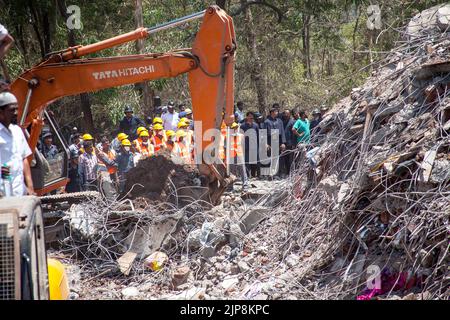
0, 217, 17, 300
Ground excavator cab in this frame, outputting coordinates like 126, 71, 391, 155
30, 111, 69, 195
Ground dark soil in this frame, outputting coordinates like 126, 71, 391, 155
121, 149, 206, 205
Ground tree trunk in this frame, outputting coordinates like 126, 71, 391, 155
57, 0, 95, 134
241, 1, 267, 113
134, 0, 153, 116
301, 13, 312, 80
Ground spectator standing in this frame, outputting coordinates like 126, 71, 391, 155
281, 109, 296, 176
0, 91, 34, 196
65, 149, 82, 193
235, 101, 245, 123
79, 140, 99, 191
162, 101, 179, 131
264, 108, 286, 177
69, 133, 82, 154
240, 111, 260, 178
292, 110, 310, 145
119, 105, 145, 141
40, 132, 58, 159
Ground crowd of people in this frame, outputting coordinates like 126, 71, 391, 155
0, 21, 326, 197
56, 100, 326, 194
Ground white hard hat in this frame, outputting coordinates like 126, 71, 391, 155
0, 92, 18, 107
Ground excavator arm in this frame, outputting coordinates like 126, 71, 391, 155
10, 5, 236, 200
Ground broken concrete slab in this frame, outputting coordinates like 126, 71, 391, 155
172, 266, 191, 288
124, 213, 182, 258
238, 206, 270, 234
117, 251, 137, 276
437, 6, 450, 31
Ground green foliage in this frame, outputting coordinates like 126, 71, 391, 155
1, 0, 449, 129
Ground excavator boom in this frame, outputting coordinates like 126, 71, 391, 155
10, 5, 236, 198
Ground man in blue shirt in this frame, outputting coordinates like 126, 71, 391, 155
119, 106, 145, 141
116, 138, 135, 192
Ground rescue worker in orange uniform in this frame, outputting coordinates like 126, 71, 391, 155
97, 136, 119, 186
151, 123, 166, 152
165, 130, 176, 152
227, 122, 248, 189
173, 130, 191, 164
133, 128, 154, 160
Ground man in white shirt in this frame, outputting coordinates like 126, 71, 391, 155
0, 23, 14, 60
161, 101, 179, 131
0, 91, 34, 196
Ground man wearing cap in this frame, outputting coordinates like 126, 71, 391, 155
65, 149, 83, 193
0, 23, 14, 60
40, 131, 58, 160
79, 140, 99, 191
240, 111, 260, 178
0, 91, 35, 196
161, 101, 179, 131
119, 105, 145, 141
116, 139, 135, 192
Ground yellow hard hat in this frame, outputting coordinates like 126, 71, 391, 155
176, 130, 187, 138
117, 133, 128, 141
153, 123, 163, 131
153, 117, 163, 124
180, 117, 190, 123
121, 139, 132, 146
136, 126, 147, 135
177, 121, 188, 128
166, 130, 175, 138
139, 130, 149, 137
231, 122, 239, 129
82, 133, 94, 141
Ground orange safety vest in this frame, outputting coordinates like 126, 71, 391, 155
218, 128, 227, 160
173, 142, 191, 164
230, 133, 243, 158
151, 134, 165, 152
134, 138, 154, 158
98, 149, 117, 174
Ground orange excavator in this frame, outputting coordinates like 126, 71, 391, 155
0, 6, 235, 300
10, 5, 236, 202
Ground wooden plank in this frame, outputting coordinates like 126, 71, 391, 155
117, 251, 138, 276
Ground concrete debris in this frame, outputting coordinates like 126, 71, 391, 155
117, 251, 137, 276
121, 287, 140, 299
143, 251, 169, 271
52, 6, 449, 301
239, 206, 270, 234
171, 266, 191, 289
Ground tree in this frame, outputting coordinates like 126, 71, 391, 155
56, 0, 95, 135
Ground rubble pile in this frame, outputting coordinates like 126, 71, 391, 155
55, 5, 449, 300
255, 4, 450, 300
